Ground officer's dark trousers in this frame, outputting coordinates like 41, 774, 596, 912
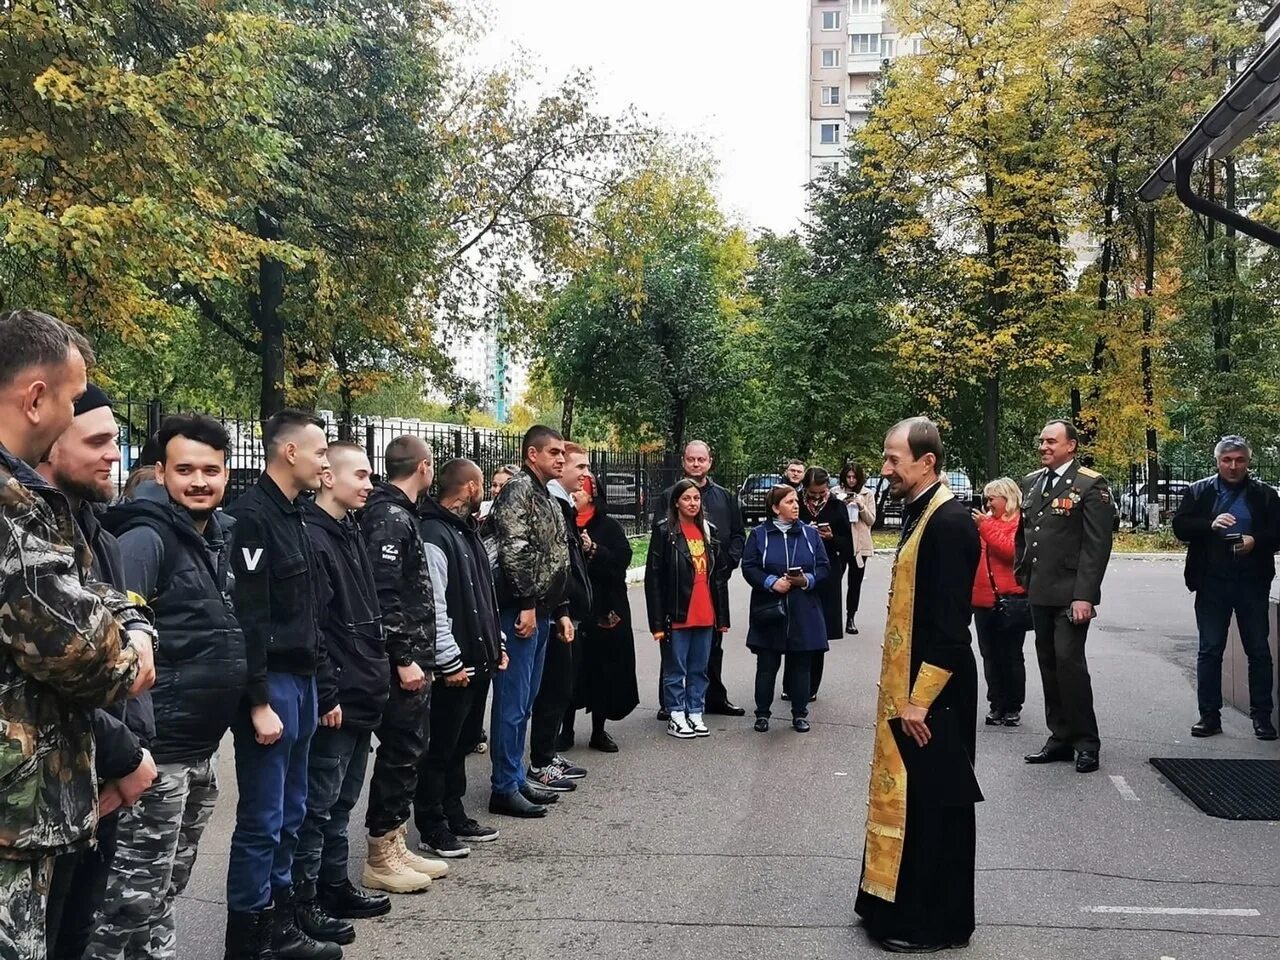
1031, 605, 1100, 752
530, 627, 575, 768
366, 680, 429, 837
416, 674, 490, 834
45, 814, 117, 959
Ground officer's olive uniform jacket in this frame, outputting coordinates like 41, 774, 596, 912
1015, 462, 1114, 607
0, 444, 146, 861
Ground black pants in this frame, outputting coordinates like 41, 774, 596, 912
846, 561, 866, 618
416, 674, 490, 834
366, 680, 429, 836
755, 650, 813, 719
46, 813, 119, 960
658, 632, 733, 710
793, 651, 824, 698
530, 629, 575, 769
973, 607, 1027, 714
1031, 604, 1099, 752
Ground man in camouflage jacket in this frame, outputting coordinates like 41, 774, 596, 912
0, 309, 152, 960
487, 425, 572, 818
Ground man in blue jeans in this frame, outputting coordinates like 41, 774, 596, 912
1172, 435, 1280, 741
488, 426, 573, 818
225, 410, 337, 960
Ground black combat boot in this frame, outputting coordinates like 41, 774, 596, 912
317, 879, 391, 920
294, 881, 356, 945
270, 886, 343, 960
224, 909, 262, 960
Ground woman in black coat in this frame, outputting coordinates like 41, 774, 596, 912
563, 474, 639, 752
794, 467, 852, 699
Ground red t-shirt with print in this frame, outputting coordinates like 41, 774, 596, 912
674, 519, 715, 628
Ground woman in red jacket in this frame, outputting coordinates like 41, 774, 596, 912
971, 477, 1028, 726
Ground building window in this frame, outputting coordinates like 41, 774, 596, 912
851, 0, 882, 12
851, 34, 880, 56
910, 38, 925, 55
820, 123, 841, 145
881, 38, 896, 58
822, 85, 841, 106
822, 10, 841, 30
821, 48, 841, 68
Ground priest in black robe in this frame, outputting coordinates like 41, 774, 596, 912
855, 417, 982, 953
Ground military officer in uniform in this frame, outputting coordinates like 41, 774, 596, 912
1016, 420, 1113, 774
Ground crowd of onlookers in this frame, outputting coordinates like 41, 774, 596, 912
4, 305, 1275, 960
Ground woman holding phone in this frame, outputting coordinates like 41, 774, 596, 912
741, 484, 830, 732
835, 463, 876, 635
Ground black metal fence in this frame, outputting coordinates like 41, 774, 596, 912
1119, 460, 1280, 528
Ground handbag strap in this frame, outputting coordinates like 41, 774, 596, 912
983, 539, 1000, 597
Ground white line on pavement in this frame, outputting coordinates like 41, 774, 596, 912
1082, 907, 1261, 917
1109, 775, 1140, 801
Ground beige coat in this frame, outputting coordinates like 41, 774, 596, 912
837, 487, 876, 567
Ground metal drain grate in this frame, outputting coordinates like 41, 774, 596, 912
1149, 758, 1280, 820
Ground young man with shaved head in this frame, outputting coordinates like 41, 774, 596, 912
223, 409, 339, 960
293, 443, 392, 943
0, 310, 153, 960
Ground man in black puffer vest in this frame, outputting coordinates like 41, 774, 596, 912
94, 413, 247, 960
39, 384, 158, 960
294, 443, 392, 942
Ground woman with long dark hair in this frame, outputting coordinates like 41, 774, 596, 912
741, 484, 830, 732
563, 474, 639, 752
836, 462, 876, 635
645, 479, 730, 740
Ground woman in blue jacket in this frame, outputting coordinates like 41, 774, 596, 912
742, 484, 830, 732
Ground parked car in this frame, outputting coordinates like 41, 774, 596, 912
1120, 481, 1191, 526
864, 476, 903, 528
603, 472, 648, 517
739, 473, 785, 525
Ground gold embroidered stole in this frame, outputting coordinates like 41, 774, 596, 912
859, 485, 953, 902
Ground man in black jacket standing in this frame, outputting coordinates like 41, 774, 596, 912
39, 385, 158, 960
1172, 436, 1279, 741
653, 441, 747, 717
359, 436, 449, 893
294, 442, 393, 945
224, 409, 338, 960
94, 413, 246, 960
416, 459, 507, 857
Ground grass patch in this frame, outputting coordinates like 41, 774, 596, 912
627, 534, 650, 569
872, 527, 1184, 553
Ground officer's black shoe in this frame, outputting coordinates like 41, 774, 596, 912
1254, 718, 1279, 741
271, 887, 343, 960
295, 884, 355, 946
489, 790, 547, 818
1191, 714, 1222, 738
1075, 750, 1100, 774
1024, 744, 1074, 764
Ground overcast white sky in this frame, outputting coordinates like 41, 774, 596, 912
464, 0, 809, 234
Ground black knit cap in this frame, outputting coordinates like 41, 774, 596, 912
73, 382, 113, 417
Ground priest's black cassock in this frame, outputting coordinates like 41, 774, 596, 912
855, 482, 982, 949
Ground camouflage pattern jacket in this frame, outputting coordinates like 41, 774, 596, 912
0, 444, 147, 861
490, 466, 570, 614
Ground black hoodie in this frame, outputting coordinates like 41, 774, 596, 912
303, 500, 389, 728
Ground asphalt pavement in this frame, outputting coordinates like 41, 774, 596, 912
175, 556, 1280, 960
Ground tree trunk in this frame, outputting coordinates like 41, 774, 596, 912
982, 374, 999, 480
981, 171, 1001, 479
253, 205, 287, 419
668, 396, 688, 455
1079, 151, 1120, 451
561, 387, 576, 439
1141, 207, 1159, 504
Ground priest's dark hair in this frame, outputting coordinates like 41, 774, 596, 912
888, 417, 944, 473
802, 466, 831, 490
666, 477, 707, 532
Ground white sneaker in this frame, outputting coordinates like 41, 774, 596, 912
688, 714, 710, 737
667, 711, 696, 739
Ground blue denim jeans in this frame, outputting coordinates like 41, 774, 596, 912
490, 609, 551, 794
663, 627, 714, 715
227, 672, 317, 911
293, 725, 372, 889
1195, 575, 1276, 719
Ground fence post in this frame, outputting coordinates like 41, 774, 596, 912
364, 423, 376, 465
146, 398, 163, 441
452, 429, 463, 459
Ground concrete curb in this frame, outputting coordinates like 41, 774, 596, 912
870, 548, 1183, 562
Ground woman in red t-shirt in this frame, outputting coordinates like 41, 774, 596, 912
644, 479, 729, 740
971, 476, 1029, 726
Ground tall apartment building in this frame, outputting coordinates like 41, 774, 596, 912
440, 323, 528, 423
807, 0, 921, 181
